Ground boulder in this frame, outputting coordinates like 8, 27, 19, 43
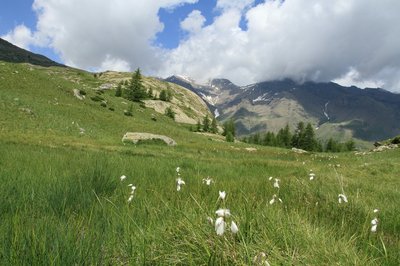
122, 132, 177, 146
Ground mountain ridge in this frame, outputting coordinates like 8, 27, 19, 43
165, 75, 400, 142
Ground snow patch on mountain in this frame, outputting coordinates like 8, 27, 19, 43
214, 109, 220, 118
252, 93, 270, 103
323, 101, 330, 120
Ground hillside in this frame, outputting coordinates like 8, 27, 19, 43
166, 76, 400, 145
0, 38, 65, 67
1, 46, 400, 265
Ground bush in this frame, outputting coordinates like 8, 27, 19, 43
165, 107, 175, 120
90, 95, 104, 102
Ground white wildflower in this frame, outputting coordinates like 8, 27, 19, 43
373, 209, 379, 213
231, 221, 239, 234
273, 178, 280, 188
218, 191, 226, 201
371, 218, 378, 233
176, 177, 185, 191
120, 175, 126, 181
268, 176, 273, 181
338, 194, 348, 203
215, 208, 231, 217
127, 195, 134, 203
309, 172, 315, 181
215, 217, 226, 236
269, 194, 282, 205
202, 177, 213, 186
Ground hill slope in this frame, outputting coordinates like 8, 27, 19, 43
0, 38, 65, 67
1, 46, 400, 265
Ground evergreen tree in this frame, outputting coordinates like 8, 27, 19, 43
115, 82, 122, 97
223, 119, 235, 142
159, 89, 167, 101
196, 120, 202, 132
263, 131, 276, 146
292, 122, 305, 148
211, 117, 218, 134
127, 68, 147, 102
345, 139, 355, 151
147, 87, 153, 98
203, 115, 210, 132
303, 123, 317, 151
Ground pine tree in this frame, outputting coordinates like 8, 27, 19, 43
303, 123, 317, 151
203, 115, 210, 132
211, 117, 218, 133
127, 68, 147, 102
292, 122, 305, 148
196, 120, 202, 132
115, 82, 122, 97
223, 119, 235, 142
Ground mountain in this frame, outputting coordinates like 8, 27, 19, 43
0, 38, 65, 67
166, 76, 400, 142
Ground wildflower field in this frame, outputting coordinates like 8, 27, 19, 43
0, 62, 399, 265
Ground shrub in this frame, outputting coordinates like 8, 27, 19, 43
165, 107, 175, 120
90, 95, 104, 102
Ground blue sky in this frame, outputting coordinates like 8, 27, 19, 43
1, 1, 400, 92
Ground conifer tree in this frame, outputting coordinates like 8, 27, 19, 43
211, 117, 218, 134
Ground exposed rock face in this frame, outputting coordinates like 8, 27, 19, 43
73, 89, 85, 100
292, 147, 308, 154
122, 132, 177, 146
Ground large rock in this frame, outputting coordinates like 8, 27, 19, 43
122, 132, 177, 146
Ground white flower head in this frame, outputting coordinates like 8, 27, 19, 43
273, 178, 280, 189
373, 209, 379, 213
268, 176, 273, 181
338, 194, 348, 203
215, 217, 226, 236
371, 224, 378, 233
176, 167, 180, 173
176, 177, 185, 191
309, 172, 315, 181
218, 191, 226, 200
231, 220, 239, 234
269, 194, 282, 205
202, 177, 213, 186
127, 195, 134, 203
215, 208, 231, 217
253, 252, 270, 266
120, 175, 127, 181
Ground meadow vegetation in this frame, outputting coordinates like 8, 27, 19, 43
0, 62, 399, 265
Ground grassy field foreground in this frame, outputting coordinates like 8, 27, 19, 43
0, 62, 399, 265
0, 140, 399, 265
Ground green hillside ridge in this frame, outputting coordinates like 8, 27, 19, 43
1, 58, 400, 264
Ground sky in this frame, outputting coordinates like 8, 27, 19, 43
1, 0, 400, 92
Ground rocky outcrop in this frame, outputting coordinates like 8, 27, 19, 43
122, 132, 177, 146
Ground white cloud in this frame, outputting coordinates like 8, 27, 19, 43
181, 10, 206, 33
23, 0, 198, 73
3, 0, 400, 92
162, 0, 400, 92
1, 24, 37, 49
216, 0, 255, 11
98, 55, 131, 72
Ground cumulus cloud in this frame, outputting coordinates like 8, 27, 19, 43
2, 24, 39, 49
21, 0, 198, 72
180, 10, 206, 33
162, 0, 400, 92
4, 0, 400, 92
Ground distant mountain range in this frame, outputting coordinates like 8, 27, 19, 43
165, 75, 400, 142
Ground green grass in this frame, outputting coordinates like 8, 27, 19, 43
0, 62, 399, 265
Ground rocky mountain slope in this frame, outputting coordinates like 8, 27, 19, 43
166, 76, 400, 142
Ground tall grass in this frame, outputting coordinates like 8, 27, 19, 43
1, 141, 399, 265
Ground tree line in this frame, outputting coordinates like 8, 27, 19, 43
242, 122, 355, 152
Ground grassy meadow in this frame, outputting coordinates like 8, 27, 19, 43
0, 62, 399, 265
